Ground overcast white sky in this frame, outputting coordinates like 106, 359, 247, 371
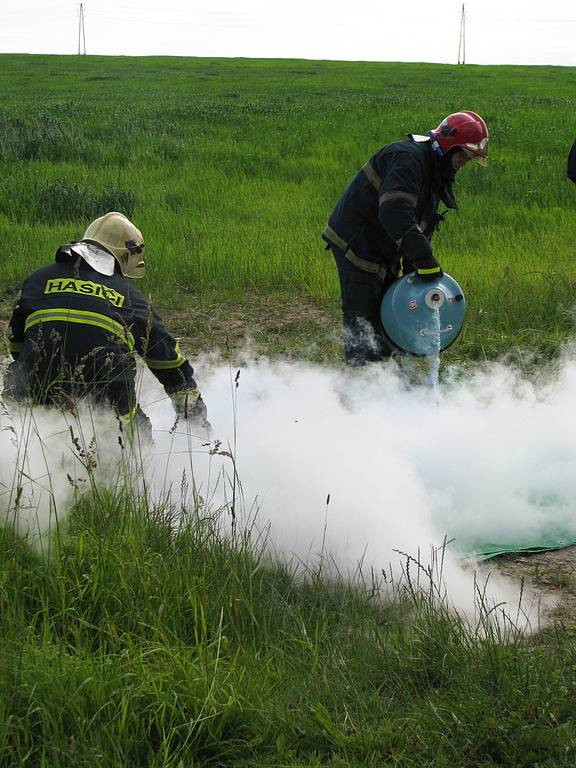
1, 0, 575, 66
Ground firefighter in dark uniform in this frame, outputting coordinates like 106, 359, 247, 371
568, 136, 576, 183
4, 211, 209, 438
323, 111, 489, 365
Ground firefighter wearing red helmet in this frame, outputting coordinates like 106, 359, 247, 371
429, 111, 489, 167
322, 111, 489, 366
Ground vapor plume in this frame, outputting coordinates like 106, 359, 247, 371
2, 351, 576, 626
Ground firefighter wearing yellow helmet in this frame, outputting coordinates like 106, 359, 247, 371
4, 212, 209, 437
82, 211, 147, 279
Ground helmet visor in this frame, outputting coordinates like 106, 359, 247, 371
120, 241, 146, 278
462, 137, 489, 166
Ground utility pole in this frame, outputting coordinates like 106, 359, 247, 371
457, 3, 466, 65
78, 3, 86, 55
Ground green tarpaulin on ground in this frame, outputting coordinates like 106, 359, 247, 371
468, 537, 576, 562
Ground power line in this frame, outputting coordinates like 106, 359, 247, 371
457, 3, 465, 64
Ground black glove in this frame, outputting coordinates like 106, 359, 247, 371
401, 229, 443, 281
171, 388, 211, 433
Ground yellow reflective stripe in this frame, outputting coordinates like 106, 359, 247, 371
379, 191, 418, 207
324, 224, 388, 280
145, 352, 187, 370
44, 278, 125, 307
322, 224, 348, 251
25, 308, 135, 350
343, 249, 389, 281
118, 404, 138, 422
417, 266, 442, 275
362, 161, 382, 190
118, 404, 138, 445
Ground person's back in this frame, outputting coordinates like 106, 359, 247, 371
326, 138, 441, 272
7, 249, 139, 409
5, 212, 209, 434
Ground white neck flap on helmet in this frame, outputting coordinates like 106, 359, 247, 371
71, 242, 116, 276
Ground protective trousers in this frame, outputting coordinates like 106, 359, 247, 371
3, 354, 153, 444
330, 245, 396, 366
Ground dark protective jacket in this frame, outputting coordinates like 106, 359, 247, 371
323, 137, 456, 279
568, 138, 576, 184
5, 245, 198, 417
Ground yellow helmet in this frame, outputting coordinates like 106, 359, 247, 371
82, 212, 145, 278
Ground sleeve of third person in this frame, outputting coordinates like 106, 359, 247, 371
568, 138, 576, 184
377, 152, 443, 279
129, 290, 208, 422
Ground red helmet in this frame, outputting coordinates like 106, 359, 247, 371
429, 111, 489, 165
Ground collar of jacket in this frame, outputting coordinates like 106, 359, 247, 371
408, 135, 459, 210
55, 243, 117, 275
55, 244, 82, 265
433, 144, 459, 211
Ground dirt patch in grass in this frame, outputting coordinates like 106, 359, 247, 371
493, 546, 576, 629
154, 290, 343, 364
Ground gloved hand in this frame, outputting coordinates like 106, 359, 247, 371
402, 228, 443, 281
416, 265, 444, 281
171, 388, 212, 434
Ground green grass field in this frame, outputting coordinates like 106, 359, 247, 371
0, 54, 575, 361
1, 55, 576, 766
3, 484, 576, 768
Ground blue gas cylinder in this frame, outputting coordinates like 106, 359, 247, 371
380, 272, 466, 356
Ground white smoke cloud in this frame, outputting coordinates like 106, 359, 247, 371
146, 352, 576, 627
3, 351, 576, 628
0, 398, 131, 545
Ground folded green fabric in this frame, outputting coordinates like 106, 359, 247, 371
467, 538, 576, 562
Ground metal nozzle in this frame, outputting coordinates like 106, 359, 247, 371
425, 289, 446, 309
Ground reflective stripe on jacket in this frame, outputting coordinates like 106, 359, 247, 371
7, 246, 197, 405
323, 137, 449, 274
